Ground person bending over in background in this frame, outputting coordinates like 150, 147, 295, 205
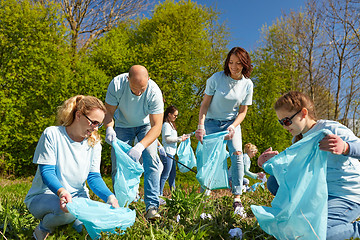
258, 91, 360, 240
25, 95, 119, 240
195, 47, 254, 215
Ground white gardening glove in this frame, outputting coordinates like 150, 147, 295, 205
195, 125, 206, 143
58, 188, 72, 213
158, 144, 167, 157
105, 127, 117, 145
225, 125, 235, 140
127, 142, 145, 162
106, 195, 119, 208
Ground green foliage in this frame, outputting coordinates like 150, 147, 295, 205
0, 0, 72, 176
0, 176, 276, 239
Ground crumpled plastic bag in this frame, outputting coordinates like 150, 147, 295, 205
196, 131, 230, 190
176, 138, 196, 172
67, 198, 136, 239
228, 228, 242, 239
112, 138, 144, 207
251, 129, 330, 240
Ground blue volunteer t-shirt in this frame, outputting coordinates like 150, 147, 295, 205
105, 73, 164, 128
205, 71, 253, 121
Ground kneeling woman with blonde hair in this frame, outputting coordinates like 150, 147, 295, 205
25, 95, 119, 240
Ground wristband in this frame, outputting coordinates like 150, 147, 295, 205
197, 125, 205, 130
134, 142, 145, 153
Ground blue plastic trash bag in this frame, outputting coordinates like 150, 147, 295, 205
112, 139, 144, 207
196, 131, 230, 190
251, 129, 330, 240
67, 198, 136, 239
177, 138, 196, 172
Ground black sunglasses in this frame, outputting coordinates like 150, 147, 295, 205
83, 114, 103, 128
278, 109, 302, 126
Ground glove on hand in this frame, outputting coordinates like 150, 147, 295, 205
127, 142, 145, 162
105, 127, 117, 145
195, 125, 206, 143
225, 125, 235, 140
107, 195, 120, 208
158, 144, 167, 157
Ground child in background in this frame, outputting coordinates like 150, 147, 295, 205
242, 143, 266, 191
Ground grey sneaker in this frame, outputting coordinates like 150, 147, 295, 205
145, 207, 161, 220
33, 224, 49, 240
233, 201, 246, 217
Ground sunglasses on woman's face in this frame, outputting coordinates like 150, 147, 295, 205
83, 114, 103, 128
278, 109, 302, 126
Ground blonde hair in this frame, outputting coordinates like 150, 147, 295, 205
275, 91, 317, 143
56, 95, 106, 147
244, 143, 258, 154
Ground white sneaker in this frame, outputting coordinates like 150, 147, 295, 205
145, 207, 161, 220
33, 225, 49, 240
159, 197, 166, 206
233, 201, 247, 218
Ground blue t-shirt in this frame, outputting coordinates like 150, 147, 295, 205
162, 122, 178, 155
105, 73, 164, 128
24, 126, 102, 207
204, 71, 253, 121
301, 120, 360, 204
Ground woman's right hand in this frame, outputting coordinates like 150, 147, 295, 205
58, 188, 72, 213
257, 147, 279, 168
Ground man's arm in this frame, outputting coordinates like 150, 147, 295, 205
104, 103, 117, 128
139, 112, 163, 148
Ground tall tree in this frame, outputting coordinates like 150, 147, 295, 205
0, 0, 72, 175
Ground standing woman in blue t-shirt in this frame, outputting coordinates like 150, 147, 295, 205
195, 47, 254, 215
159, 106, 189, 197
25, 95, 119, 240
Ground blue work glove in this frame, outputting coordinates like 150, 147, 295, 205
105, 127, 116, 145
127, 142, 145, 162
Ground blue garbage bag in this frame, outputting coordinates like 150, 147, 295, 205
196, 131, 230, 190
177, 138, 196, 173
251, 129, 330, 240
67, 198, 136, 239
112, 139, 144, 207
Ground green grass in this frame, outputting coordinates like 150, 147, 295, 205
0, 175, 275, 239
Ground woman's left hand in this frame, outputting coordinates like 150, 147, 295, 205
181, 134, 190, 141
319, 134, 348, 155
225, 125, 235, 140
107, 195, 120, 208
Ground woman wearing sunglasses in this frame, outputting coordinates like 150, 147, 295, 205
258, 91, 360, 240
25, 95, 119, 240
195, 47, 253, 215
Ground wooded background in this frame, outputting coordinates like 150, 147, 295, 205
1, 0, 359, 176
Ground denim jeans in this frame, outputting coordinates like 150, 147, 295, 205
28, 193, 86, 233
204, 118, 244, 195
267, 175, 360, 239
112, 124, 160, 210
159, 153, 176, 195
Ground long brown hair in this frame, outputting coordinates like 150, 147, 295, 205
56, 95, 106, 147
275, 91, 317, 142
163, 105, 178, 130
224, 47, 253, 78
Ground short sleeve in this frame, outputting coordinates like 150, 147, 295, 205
241, 80, 253, 105
163, 123, 172, 137
33, 128, 57, 165
89, 143, 102, 173
105, 74, 127, 106
204, 74, 217, 96
147, 80, 164, 115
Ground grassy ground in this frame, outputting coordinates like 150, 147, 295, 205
0, 172, 275, 239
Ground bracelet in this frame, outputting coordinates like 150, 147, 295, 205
197, 125, 205, 130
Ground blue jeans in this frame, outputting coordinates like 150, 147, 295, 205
112, 124, 160, 210
205, 118, 244, 195
159, 153, 176, 195
28, 193, 86, 233
267, 175, 360, 239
